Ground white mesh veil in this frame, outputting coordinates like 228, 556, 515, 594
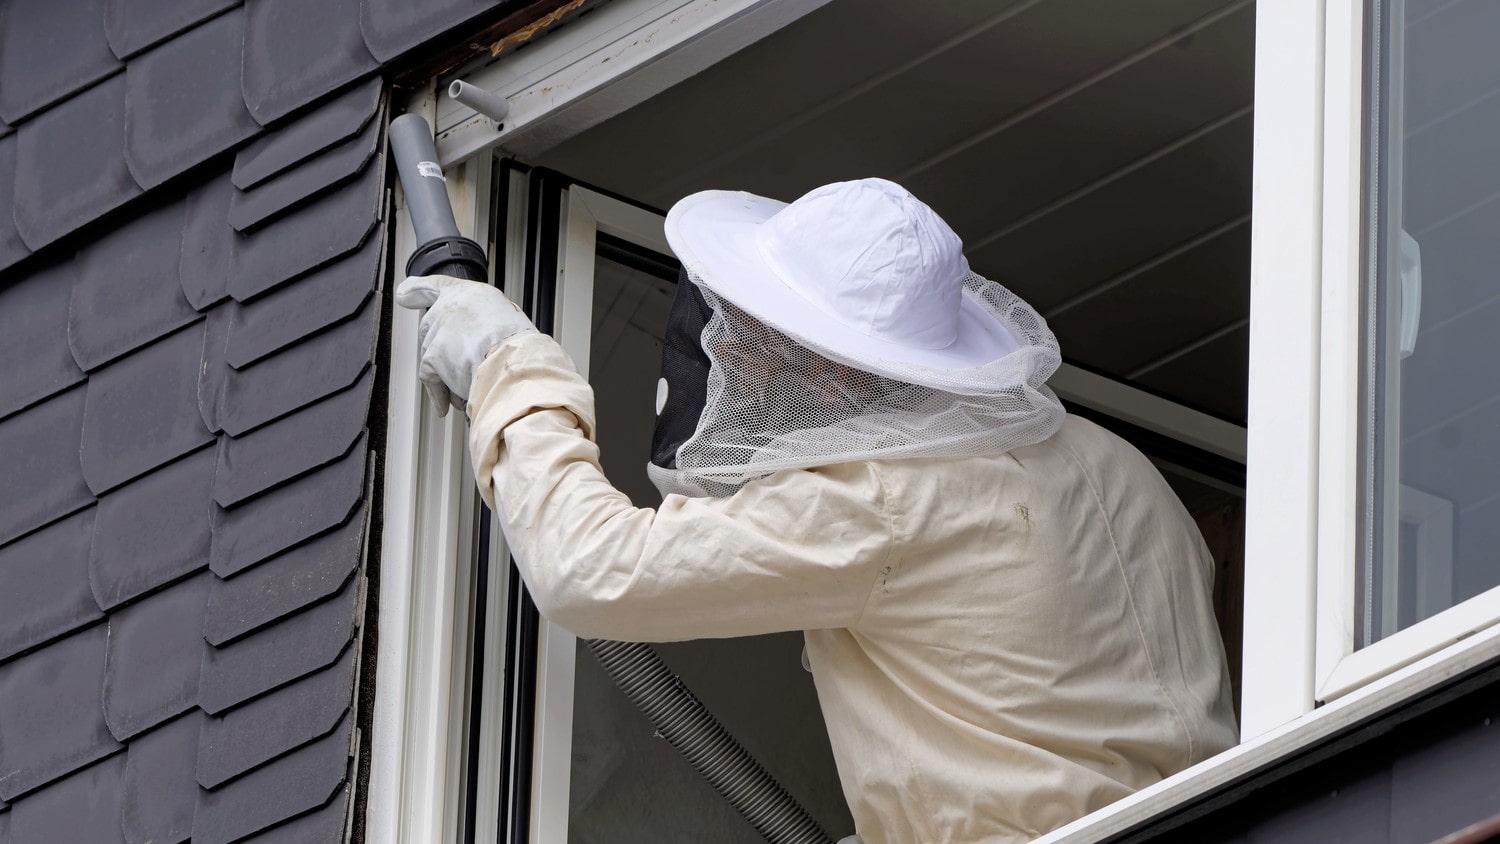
647, 270, 1066, 499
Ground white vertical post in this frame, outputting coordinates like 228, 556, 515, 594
1239, 0, 1328, 739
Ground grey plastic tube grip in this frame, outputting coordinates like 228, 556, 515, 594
389, 114, 461, 246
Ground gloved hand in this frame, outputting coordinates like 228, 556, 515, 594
395, 274, 538, 416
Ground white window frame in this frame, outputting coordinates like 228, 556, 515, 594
1311, 0, 1500, 703
371, 0, 1500, 841
369, 87, 512, 844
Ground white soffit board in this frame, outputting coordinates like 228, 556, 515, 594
434, 0, 832, 165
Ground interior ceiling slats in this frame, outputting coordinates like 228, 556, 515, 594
537, 0, 1256, 424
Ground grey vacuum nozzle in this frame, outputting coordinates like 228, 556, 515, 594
389, 113, 488, 281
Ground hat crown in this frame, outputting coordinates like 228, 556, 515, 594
755, 178, 966, 350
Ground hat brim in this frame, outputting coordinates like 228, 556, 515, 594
664, 190, 1020, 379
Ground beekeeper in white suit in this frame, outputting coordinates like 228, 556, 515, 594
397, 177, 1237, 843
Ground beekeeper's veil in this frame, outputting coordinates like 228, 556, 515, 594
648, 177, 1066, 499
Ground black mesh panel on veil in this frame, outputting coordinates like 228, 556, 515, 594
650, 269, 715, 471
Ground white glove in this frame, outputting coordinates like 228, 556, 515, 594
395, 274, 538, 416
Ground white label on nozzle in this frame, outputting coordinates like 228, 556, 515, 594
417, 161, 446, 181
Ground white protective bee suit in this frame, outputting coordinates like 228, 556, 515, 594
397, 178, 1238, 843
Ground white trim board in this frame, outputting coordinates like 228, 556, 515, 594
434, 0, 833, 165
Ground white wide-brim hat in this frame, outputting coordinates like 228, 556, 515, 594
664, 177, 1022, 383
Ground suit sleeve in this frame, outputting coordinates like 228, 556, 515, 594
465, 332, 894, 642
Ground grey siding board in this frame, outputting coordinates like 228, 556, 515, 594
12, 74, 142, 250
0, 0, 122, 124
240, 0, 378, 125
120, 711, 202, 844
0, 1, 542, 839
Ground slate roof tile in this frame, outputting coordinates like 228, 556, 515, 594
213, 369, 373, 508
239, 769, 352, 843
203, 501, 366, 646
228, 157, 383, 301
0, 117, 10, 138
69, 193, 198, 371
125, 8, 261, 189
197, 645, 356, 789
229, 114, 382, 233
12, 73, 142, 250
0, 0, 123, 124
102, 574, 212, 743
0, 261, 85, 420
361, 0, 497, 61
121, 711, 201, 844
0, 807, 7, 844
90, 447, 216, 611
241, 0, 378, 126
0, 510, 103, 665
0, 134, 27, 273
232, 78, 382, 190
80, 322, 215, 495
217, 295, 378, 436
105, 0, 240, 59
180, 174, 237, 311
198, 575, 360, 716
197, 305, 233, 434
7, 754, 127, 844
210, 434, 369, 577
0, 386, 92, 548
193, 712, 353, 844
0, 624, 122, 800
224, 232, 383, 368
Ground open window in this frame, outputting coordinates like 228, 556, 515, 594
375, 0, 1500, 841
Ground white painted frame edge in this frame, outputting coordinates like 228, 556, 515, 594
1049, 364, 1247, 463
1311, 0, 1500, 703
433, 0, 834, 165
526, 184, 671, 843
1238, 0, 1328, 739
1037, 618, 1500, 844
368, 88, 498, 844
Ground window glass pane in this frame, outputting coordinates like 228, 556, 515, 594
1360, 0, 1500, 645
568, 245, 855, 840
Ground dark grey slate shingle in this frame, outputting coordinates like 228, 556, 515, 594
197, 645, 355, 789
232, 78, 381, 190
237, 770, 352, 843
89, 447, 215, 611
210, 435, 368, 577
0, 624, 122, 801
11, 73, 141, 250
0, 0, 123, 123
80, 322, 215, 495
7, 754, 126, 844
229, 115, 381, 233
121, 711, 202, 844
0, 386, 92, 548
192, 712, 353, 844
180, 174, 237, 311
241, 0, 378, 126
198, 306, 233, 434
0, 510, 102, 665
228, 157, 383, 302
0, 261, 85, 420
217, 295, 378, 436
105, 0, 239, 59
0, 134, 27, 273
125, 8, 261, 189
197, 574, 360, 716
203, 502, 366, 646
69, 194, 197, 371
360, 0, 496, 61
213, 368, 373, 507
224, 231, 382, 368
103, 572, 212, 741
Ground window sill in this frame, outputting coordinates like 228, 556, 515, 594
1035, 621, 1500, 843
